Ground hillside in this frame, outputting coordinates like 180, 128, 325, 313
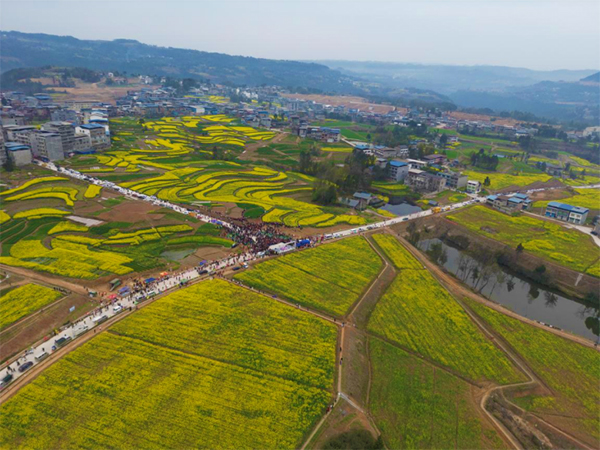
449, 80, 600, 123
0, 31, 360, 94
581, 72, 600, 83
317, 60, 596, 94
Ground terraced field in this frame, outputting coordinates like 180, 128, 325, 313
369, 338, 505, 449
0, 176, 233, 278
118, 165, 365, 227
71, 117, 367, 228
235, 236, 382, 316
0, 280, 337, 449
447, 205, 599, 275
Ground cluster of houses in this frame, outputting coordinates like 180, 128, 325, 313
486, 193, 533, 213
355, 148, 481, 195
485, 193, 590, 224
0, 105, 111, 167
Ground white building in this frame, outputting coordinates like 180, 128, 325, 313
466, 180, 481, 194
76, 124, 110, 150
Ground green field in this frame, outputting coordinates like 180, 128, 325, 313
447, 205, 599, 275
0, 279, 337, 449
235, 236, 382, 316
465, 299, 600, 444
0, 284, 62, 330
463, 170, 553, 190
369, 338, 505, 449
368, 268, 524, 384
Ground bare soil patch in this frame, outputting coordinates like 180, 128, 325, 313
281, 93, 400, 115
0, 292, 96, 362
306, 398, 379, 450
50, 79, 160, 103
97, 199, 157, 223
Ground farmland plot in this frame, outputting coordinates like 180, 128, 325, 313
0, 280, 337, 449
368, 269, 524, 384
447, 205, 598, 275
372, 234, 422, 269
0, 284, 62, 330
235, 236, 382, 316
370, 338, 505, 450
465, 299, 600, 445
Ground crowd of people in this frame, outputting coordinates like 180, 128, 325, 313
226, 218, 293, 253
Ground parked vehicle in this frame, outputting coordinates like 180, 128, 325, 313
54, 336, 72, 348
0, 373, 13, 390
18, 361, 34, 373
35, 351, 49, 361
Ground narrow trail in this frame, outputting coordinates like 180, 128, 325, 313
396, 234, 597, 450
0, 264, 83, 295
301, 234, 390, 450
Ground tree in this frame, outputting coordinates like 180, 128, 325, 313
298, 150, 313, 174
516, 243, 524, 253
2, 157, 15, 172
439, 134, 448, 146
484, 176, 491, 187
137, 118, 145, 125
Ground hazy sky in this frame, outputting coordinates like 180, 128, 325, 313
2, 0, 599, 71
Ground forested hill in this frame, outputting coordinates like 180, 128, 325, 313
0, 31, 360, 93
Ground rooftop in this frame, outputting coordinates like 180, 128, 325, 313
353, 192, 372, 200
78, 123, 106, 130
389, 160, 408, 168
547, 201, 589, 214
5, 142, 31, 151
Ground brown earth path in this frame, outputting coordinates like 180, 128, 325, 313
0, 264, 87, 296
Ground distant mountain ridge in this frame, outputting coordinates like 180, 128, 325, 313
314, 60, 597, 94
0, 30, 360, 93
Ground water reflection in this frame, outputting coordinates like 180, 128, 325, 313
418, 238, 599, 341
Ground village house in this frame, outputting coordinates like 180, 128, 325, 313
466, 180, 481, 194
405, 169, 446, 193
545, 202, 589, 225
387, 160, 409, 182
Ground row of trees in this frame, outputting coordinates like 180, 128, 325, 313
470, 149, 499, 171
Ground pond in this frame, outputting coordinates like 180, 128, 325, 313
160, 247, 197, 262
418, 238, 599, 341
380, 202, 422, 216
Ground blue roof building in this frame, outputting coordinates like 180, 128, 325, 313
545, 201, 589, 225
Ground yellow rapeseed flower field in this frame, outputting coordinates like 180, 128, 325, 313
0, 280, 336, 449
369, 268, 524, 384
235, 236, 382, 315
0, 283, 62, 330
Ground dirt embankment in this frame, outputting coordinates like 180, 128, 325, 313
393, 215, 599, 301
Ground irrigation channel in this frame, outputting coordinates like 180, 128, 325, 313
418, 238, 599, 341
